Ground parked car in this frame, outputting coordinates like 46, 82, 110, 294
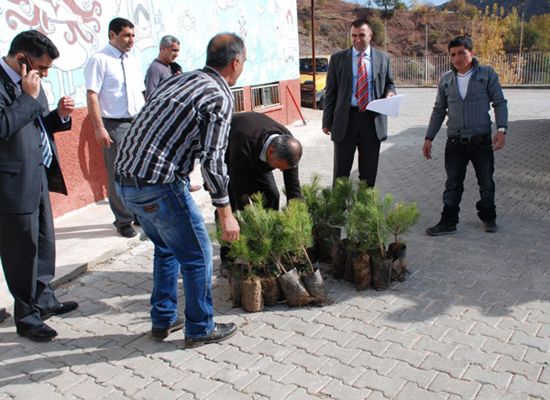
299, 56, 330, 109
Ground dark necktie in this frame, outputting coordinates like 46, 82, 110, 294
356, 52, 369, 111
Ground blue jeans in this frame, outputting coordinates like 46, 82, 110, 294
115, 178, 214, 338
442, 135, 496, 225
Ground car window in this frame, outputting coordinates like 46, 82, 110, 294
300, 57, 329, 73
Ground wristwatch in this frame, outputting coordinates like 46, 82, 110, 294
497, 127, 506, 133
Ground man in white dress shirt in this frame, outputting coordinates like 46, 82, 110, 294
85, 17, 145, 238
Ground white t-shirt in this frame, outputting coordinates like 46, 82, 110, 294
457, 68, 473, 100
84, 43, 145, 118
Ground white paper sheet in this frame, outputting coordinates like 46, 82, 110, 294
366, 94, 405, 117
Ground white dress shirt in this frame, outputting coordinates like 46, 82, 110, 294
84, 44, 145, 118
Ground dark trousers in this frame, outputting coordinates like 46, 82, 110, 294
102, 118, 134, 228
441, 135, 496, 225
0, 169, 59, 329
333, 109, 380, 187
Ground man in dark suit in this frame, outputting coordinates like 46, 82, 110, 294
220, 112, 302, 263
227, 112, 302, 212
0, 30, 78, 342
322, 18, 396, 187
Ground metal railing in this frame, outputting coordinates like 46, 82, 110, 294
392, 52, 550, 86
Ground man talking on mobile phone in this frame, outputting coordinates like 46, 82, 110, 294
0, 30, 78, 342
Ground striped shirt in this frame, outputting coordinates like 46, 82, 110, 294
115, 66, 234, 207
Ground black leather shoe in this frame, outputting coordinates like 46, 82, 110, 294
151, 318, 184, 342
41, 301, 79, 320
484, 220, 498, 233
117, 224, 137, 238
17, 323, 58, 342
185, 322, 237, 348
426, 222, 457, 236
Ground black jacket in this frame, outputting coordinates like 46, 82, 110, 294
226, 112, 301, 210
0, 64, 71, 214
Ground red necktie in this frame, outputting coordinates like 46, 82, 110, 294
356, 52, 369, 111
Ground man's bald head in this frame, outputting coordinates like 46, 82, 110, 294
206, 33, 245, 68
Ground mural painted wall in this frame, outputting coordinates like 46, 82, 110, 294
0, 0, 300, 110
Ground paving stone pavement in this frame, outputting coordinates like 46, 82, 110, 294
1, 88, 549, 399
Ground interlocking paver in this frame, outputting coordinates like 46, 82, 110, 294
429, 373, 482, 399
1, 89, 549, 400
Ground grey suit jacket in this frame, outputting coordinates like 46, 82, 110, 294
0, 64, 70, 214
322, 47, 396, 142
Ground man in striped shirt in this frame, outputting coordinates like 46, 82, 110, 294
114, 33, 245, 347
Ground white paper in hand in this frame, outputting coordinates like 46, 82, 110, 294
366, 94, 405, 117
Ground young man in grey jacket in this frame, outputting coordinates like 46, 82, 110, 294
423, 36, 508, 236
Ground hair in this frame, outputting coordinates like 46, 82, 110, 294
271, 135, 302, 169
160, 35, 180, 48
108, 17, 134, 38
448, 36, 473, 51
8, 30, 59, 59
206, 33, 245, 68
350, 18, 372, 30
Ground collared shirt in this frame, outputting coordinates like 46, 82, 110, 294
351, 46, 373, 106
84, 43, 145, 118
0, 57, 21, 85
115, 66, 234, 207
259, 134, 279, 162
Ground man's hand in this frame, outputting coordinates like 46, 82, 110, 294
217, 205, 240, 242
20, 63, 41, 99
322, 127, 331, 136
385, 91, 396, 98
423, 139, 432, 160
57, 96, 75, 119
493, 131, 506, 150
95, 127, 113, 148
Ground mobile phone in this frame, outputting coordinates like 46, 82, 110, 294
17, 55, 32, 72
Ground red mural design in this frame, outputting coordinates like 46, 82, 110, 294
6, 0, 103, 45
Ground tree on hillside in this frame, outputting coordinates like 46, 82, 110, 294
471, 4, 513, 57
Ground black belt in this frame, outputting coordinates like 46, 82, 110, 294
115, 173, 155, 187
448, 135, 489, 144
103, 117, 134, 123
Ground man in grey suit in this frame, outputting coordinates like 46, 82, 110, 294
0, 30, 78, 341
322, 18, 396, 187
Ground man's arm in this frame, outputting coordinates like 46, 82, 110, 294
487, 67, 508, 151
86, 90, 112, 148
283, 166, 301, 200
199, 91, 239, 241
423, 78, 448, 160
0, 64, 44, 140
322, 53, 339, 135
383, 54, 396, 97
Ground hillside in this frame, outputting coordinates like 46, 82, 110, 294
464, 0, 550, 19
298, 0, 550, 57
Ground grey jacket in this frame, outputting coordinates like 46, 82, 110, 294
426, 58, 508, 140
323, 47, 396, 142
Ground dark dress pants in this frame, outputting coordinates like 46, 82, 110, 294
0, 169, 59, 329
102, 118, 134, 228
333, 109, 380, 187
441, 135, 496, 225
